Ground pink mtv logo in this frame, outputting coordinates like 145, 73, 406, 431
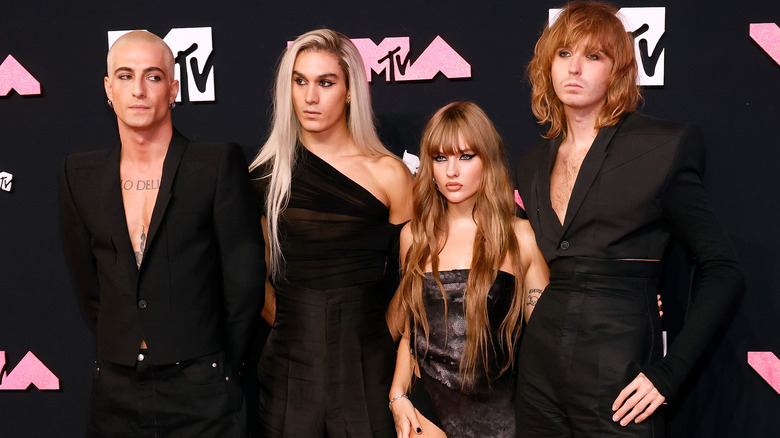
0, 55, 41, 96
0, 351, 59, 390
288, 36, 471, 83
750, 23, 780, 66
748, 351, 780, 394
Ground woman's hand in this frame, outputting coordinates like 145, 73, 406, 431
390, 396, 423, 437
612, 372, 665, 426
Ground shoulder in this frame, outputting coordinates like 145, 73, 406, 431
617, 112, 689, 137
372, 154, 413, 188
63, 148, 112, 169
512, 217, 537, 247
516, 137, 552, 180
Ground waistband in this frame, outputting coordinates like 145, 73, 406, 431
550, 257, 662, 279
275, 281, 380, 306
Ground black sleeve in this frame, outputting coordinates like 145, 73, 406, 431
641, 125, 746, 400
214, 143, 267, 371
59, 157, 100, 331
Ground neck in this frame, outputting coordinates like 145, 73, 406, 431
299, 124, 355, 157
563, 105, 601, 149
446, 197, 477, 223
118, 122, 173, 166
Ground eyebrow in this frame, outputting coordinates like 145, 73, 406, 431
292, 70, 340, 80
113, 66, 166, 76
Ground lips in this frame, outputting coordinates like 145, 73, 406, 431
445, 182, 463, 190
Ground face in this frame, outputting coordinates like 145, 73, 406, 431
432, 135, 484, 207
104, 40, 179, 133
291, 50, 350, 140
551, 44, 613, 114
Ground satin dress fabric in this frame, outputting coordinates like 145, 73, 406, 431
412, 269, 516, 438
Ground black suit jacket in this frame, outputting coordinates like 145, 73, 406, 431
59, 129, 265, 370
515, 112, 744, 399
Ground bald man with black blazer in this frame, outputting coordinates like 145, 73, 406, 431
59, 31, 264, 437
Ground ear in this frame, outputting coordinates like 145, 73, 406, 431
169, 79, 180, 105
104, 76, 112, 101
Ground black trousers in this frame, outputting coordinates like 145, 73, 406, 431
516, 257, 665, 438
86, 350, 246, 438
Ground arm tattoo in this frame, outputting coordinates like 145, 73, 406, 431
526, 288, 543, 307
135, 226, 146, 268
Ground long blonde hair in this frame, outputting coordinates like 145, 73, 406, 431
249, 28, 393, 281
401, 102, 524, 388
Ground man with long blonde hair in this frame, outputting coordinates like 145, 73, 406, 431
514, 2, 744, 436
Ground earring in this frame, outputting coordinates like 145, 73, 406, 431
168, 102, 176, 110
346, 94, 351, 104
107, 99, 113, 107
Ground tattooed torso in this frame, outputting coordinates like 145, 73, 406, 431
120, 164, 163, 269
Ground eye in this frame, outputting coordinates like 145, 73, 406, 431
118, 74, 132, 80
294, 77, 306, 85
557, 49, 571, 58
586, 53, 600, 60
433, 155, 447, 162
460, 154, 476, 161
319, 80, 334, 87
147, 75, 162, 82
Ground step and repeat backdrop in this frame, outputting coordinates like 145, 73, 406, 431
1, 1, 778, 436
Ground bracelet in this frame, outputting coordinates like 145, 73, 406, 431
388, 394, 409, 410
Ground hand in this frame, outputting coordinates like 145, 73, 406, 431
390, 396, 423, 437
612, 372, 665, 426
657, 294, 663, 318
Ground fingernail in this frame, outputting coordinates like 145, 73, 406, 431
416, 427, 422, 434
612, 414, 619, 421
620, 419, 628, 427
611, 405, 617, 411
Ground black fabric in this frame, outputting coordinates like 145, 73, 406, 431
251, 146, 402, 438
59, 130, 265, 371
87, 351, 246, 438
413, 269, 516, 438
516, 258, 665, 438
514, 112, 745, 401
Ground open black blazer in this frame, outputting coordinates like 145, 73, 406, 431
59, 129, 265, 370
515, 112, 744, 399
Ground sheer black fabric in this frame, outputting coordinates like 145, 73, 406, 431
250, 146, 402, 437
412, 269, 516, 438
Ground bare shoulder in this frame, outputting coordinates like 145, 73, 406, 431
512, 217, 538, 247
399, 222, 414, 260
371, 155, 413, 188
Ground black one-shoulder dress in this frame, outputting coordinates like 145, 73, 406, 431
412, 269, 517, 438
250, 146, 401, 438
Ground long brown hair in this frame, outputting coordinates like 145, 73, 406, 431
400, 102, 524, 388
527, 1, 641, 139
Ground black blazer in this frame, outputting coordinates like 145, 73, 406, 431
515, 112, 744, 399
59, 130, 265, 370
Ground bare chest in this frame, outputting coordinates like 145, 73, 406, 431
549, 145, 590, 224
120, 172, 162, 267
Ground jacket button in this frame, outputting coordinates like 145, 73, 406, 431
138, 300, 148, 309
560, 241, 570, 250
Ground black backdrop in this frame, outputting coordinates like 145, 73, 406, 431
1, 1, 778, 436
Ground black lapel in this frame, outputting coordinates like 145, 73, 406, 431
100, 144, 139, 283
538, 136, 563, 229
142, 129, 187, 268
560, 115, 627, 234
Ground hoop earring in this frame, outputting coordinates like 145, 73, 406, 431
107, 99, 113, 108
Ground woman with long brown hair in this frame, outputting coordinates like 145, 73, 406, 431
388, 102, 549, 437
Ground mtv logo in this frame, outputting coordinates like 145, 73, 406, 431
108, 27, 215, 102
0, 55, 41, 96
0, 171, 13, 192
0, 351, 59, 390
550, 7, 666, 86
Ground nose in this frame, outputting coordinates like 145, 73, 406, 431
568, 55, 582, 75
304, 84, 318, 104
132, 78, 145, 98
446, 158, 460, 177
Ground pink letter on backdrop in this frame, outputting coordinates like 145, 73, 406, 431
397, 36, 471, 81
750, 23, 780, 66
0, 351, 60, 390
0, 55, 41, 96
514, 190, 525, 210
747, 351, 780, 394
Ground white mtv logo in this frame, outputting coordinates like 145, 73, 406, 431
550, 7, 666, 86
0, 171, 12, 192
108, 27, 215, 102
